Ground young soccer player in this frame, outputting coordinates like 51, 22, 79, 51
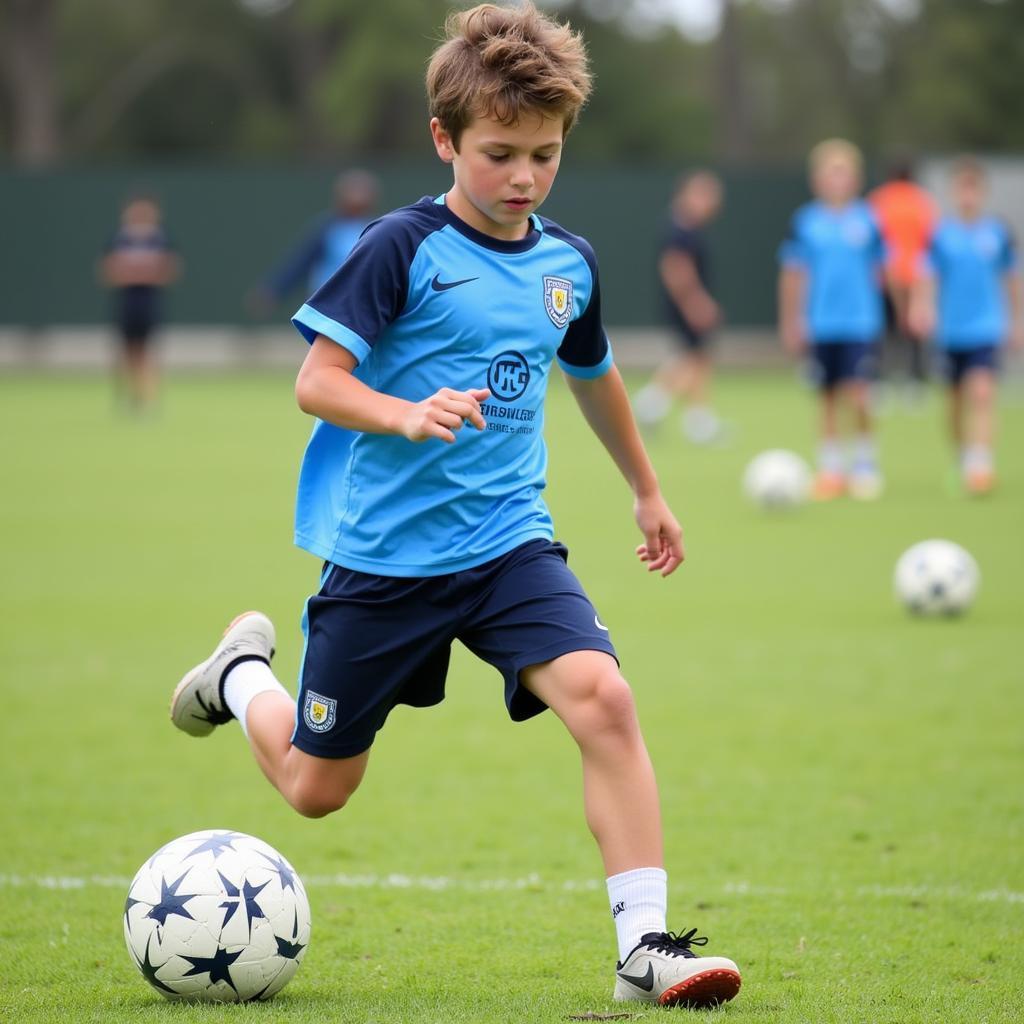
778, 139, 886, 500
909, 157, 1023, 495
634, 171, 725, 444
169, 2, 741, 1010
99, 194, 180, 411
248, 169, 379, 314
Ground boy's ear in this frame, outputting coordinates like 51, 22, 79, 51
430, 117, 456, 163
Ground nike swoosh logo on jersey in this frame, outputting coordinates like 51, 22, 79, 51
431, 273, 479, 292
617, 962, 655, 991
595, 615, 609, 632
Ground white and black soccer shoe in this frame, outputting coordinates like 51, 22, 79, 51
613, 928, 741, 1008
170, 611, 275, 737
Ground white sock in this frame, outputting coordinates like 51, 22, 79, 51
222, 660, 291, 739
851, 434, 877, 471
818, 439, 843, 475
963, 444, 992, 473
607, 867, 668, 963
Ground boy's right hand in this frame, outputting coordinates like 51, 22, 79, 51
400, 387, 491, 443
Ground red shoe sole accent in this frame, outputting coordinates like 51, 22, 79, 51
658, 968, 742, 1008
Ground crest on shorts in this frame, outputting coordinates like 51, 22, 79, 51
543, 276, 573, 329
302, 691, 337, 733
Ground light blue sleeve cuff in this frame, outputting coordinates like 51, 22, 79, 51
291, 303, 372, 364
558, 343, 615, 380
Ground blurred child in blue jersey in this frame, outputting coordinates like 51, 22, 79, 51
633, 171, 725, 444
169, 2, 741, 1008
778, 139, 885, 501
99, 194, 180, 411
248, 169, 379, 312
909, 157, 1023, 495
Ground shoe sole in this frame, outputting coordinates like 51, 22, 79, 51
658, 967, 742, 1008
169, 610, 268, 735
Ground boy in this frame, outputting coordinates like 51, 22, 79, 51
778, 139, 885, 500
169, 2, 741, 1010
634, 171, 726, 444
909, 157, 1022, 494
99, 193, 180, 411
249, 169, 379, 314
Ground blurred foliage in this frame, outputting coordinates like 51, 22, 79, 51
0, 0, 1021, 164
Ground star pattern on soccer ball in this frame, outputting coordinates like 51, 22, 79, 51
257, 849, 297, 892
124, 894, 144, 928
145, 869, 198, 927
275, 909, 306, 961
134, 934, 177, 995
180, 944, 244, 994
186, 830, 245, 860
217, 870, 268, 935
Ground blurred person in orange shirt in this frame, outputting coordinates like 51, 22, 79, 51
869, 159, 938, 398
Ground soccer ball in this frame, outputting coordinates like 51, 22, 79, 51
124, 830, 311, 1002
742, 449, 811, 508
893, 540, 980, 616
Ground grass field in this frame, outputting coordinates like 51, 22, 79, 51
1, 368, 1022, 1023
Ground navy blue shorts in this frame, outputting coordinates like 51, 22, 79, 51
809, 340, 878, 391
115, 286, 160, 345
939, 346, 999, 386
292, 539, 618, 759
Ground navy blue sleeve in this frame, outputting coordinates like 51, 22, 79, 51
552, 233, 613, 379
264, 217, 328, 299
662, 224, 698, 259
291, 210, 424, 363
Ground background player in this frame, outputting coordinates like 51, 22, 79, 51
778, 139, 885, 500
248, 169, 379, 313
869, 157, 938, 403
909, 156, 1023, 494
633, 171, 725, 444
168, 2, 741, 1010
98, 193, 180, 411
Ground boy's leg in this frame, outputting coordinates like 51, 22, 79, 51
814, 387, 845, 499
522, 649, 741, 1007
844, 343, 883, 501
243, 687, 369, 818
170, 611, 369, 818
521, 649, 661, 874
962, 366, 997, 493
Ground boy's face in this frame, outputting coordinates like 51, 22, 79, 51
952, 171, 985, 218
812, 157, 860, 206
431, 109, 563, 240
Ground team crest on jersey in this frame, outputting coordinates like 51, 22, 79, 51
543, 276, 573, 329
303, 691, 337, 733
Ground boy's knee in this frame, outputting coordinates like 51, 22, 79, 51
287, 770, 362, 819
576, 670, 638, 739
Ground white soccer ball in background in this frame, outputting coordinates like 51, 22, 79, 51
124, 830, 311, 1002
742, 449, 812, 509
894, 539, 980, 616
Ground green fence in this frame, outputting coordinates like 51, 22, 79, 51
0, 162, 807, 328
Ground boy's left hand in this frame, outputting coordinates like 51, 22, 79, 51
634, 493, 685, 577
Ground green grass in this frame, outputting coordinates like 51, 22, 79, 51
1, 369, 1021, 1023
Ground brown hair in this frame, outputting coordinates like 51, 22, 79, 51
950, 154, 986, 184
426, 2, 591, 149
808, 138, 863, 177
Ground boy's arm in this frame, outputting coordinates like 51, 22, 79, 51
295, 335, 489, 443
660, 250, 719, 333
564, 366, 684, 576
778, 266, 807, 354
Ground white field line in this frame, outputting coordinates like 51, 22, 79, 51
0, 872, 1022, 905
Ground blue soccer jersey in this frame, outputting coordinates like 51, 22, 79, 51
779, 200, 885, 343
291, 195, 613, 577
926, 216, 1017, 350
